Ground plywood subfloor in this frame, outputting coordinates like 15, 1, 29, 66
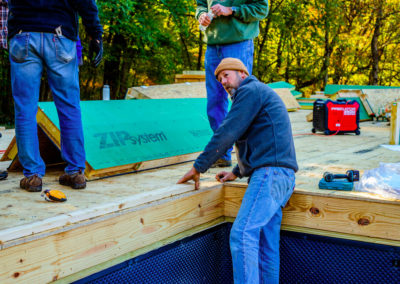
0, 110, 399, 234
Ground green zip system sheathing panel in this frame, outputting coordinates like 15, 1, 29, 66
38, 99, 213, 171
324, 84, 400, 95
267, 81, 295, 90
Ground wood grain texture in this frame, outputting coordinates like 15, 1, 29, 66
85, 152, 199, 180
126, 82, 206, 100
390, 102, 399, 144
0, 187, 224, 283
224, 185, 400, 241
274, 88, 301, 110
174, 74, 206, 83
54, 217, 226, 284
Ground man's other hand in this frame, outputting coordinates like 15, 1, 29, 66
211, 4, 233, 17
199, 13, 212, 26
216, 171, 237, 183
89, 38, 103, 67
177, 167, 200, 190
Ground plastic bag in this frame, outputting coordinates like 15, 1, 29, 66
355, 163, 400, 199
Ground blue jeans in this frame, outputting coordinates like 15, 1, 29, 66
230, 167, 295, 284
205, 40, 254, 161
9, 32, 85, 177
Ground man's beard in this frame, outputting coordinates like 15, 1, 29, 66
225, 75, 244, 95
227, 87, 237, 96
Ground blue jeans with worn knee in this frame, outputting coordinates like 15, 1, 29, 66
205, 40, 254, 161
230, 167, 295, 284
9, 32, 85, 177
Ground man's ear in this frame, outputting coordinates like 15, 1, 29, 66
238, 71, 247, 79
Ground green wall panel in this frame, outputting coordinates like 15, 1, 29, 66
324, 84, 400, 95
38, 99, 213, 170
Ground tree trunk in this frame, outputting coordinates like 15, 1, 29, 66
197, 32, 203, 70
322, 27, 332, 89
275, 32, 284, 80
255, 16, 272, 78
118, 55, 134, 100
369, 2, 382, 85
332, 48, 343, 84
180, 33, 192, 70
103, 34, 126, 100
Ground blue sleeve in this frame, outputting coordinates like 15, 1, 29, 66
193, 85, 262, 173
71, 0, 103, 40
232, 164, 242, 178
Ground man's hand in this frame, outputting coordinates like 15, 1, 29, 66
88, 38, 103, 67
177, 167, 201, 190
199, 13, 212, 26
216, 171, 237, 183
211, 4, 233, 17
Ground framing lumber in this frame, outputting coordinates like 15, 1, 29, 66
125, 82, 206, 100
174, 74, 206, 83
54, 217, 227, 284
0, 184, 195, 246
390, 102, 400, 145
337, 89, 374, 117
2, 181, 399, 283
0, 186, 224, 283
306, 111, 313, 122
362, 88, 400, 115
0, 136, 16, 161
224, 183, 400, 241
274, 88, 300, 111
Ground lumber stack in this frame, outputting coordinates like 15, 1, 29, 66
274, 89, 301, 111
174, 71, 206, 83
125, 82, 206, 99
390, 102, 400, 145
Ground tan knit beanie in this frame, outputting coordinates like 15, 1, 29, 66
214, 58, 249, 78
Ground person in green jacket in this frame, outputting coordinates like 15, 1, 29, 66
196, 0, 268, 167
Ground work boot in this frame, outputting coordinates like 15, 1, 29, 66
59, 170, 86, 189
20, 174, 42, 192
210, 158, 232, 168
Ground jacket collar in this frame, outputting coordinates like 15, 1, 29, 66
231, 75, 257, 101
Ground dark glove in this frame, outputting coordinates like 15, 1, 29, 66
88, 38, 103, 67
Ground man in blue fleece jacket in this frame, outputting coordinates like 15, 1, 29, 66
8, 0, 103, 191
178, 58, 298, 284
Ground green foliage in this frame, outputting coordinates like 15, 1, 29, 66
1, 0, 400, 123
254, 0, 400, 95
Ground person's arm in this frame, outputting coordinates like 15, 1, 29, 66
70, 0, 103, 67
232, 164, 242, 179
196, 0, 208, 20
212, 0, 269, 23
70, 0, 103, 40
194, 85, 262, 173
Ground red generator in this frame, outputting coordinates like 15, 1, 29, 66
312, 99, 360, 135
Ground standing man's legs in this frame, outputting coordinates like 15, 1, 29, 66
229, 167, 295, 284
10, 32, 45, 179
204, 40, 254, 163
43, 33, 86, 175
